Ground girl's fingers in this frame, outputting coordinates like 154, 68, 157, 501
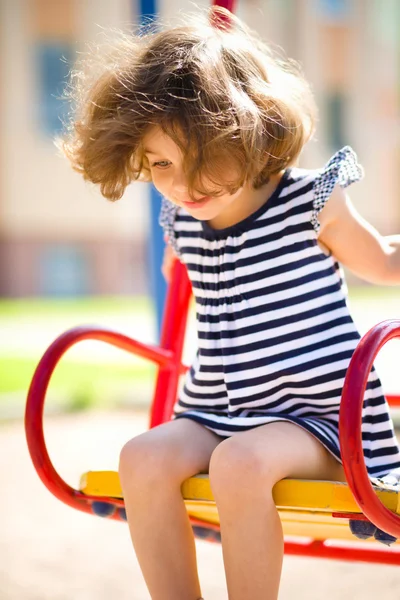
161, 244, 176, 283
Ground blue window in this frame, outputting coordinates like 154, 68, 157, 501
36, 42, 73, 136
39, 245, 89, 297
326, 93, 347, 151
318, 0, 352, 23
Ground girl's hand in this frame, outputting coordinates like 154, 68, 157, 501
161, 242, 177, 283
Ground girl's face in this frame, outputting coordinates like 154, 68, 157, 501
142, 126, 244, 227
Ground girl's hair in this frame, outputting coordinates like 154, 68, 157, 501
61, 7, 317, 201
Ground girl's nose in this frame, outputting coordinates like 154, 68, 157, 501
172, 169, 189, 193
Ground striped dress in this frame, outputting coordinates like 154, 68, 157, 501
160, 146, 400, 479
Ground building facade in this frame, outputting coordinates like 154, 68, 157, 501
0, 0, 399, 296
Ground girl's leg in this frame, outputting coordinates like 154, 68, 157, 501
119, 418, 222, 600
209, 422, 345, 600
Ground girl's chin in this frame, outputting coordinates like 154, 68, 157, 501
185, 207, 221, 222
182, 201, 217, 218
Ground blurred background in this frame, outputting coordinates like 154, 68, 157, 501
1, 0, 400, 413
1, 0, 399, 300
1, 1, 400, 599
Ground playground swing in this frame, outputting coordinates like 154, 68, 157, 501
25, 258, 400, 566
24, 0, 400, 568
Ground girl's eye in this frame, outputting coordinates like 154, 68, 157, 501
151, 161, 171, 169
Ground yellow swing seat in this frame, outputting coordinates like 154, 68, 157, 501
80, 470, 400, 544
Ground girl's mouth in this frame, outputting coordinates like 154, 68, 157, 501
182, 196, 211, 209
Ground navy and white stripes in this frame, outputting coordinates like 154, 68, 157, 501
160, 147, 400, 479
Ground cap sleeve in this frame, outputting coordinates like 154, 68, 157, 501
311, 146, 364, 234
159, 197, 182, 258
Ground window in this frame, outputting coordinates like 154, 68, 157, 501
36, 42, 73, 135
326, 93, 347, 151
39, 245, 88, 296
318, 0, 352, 24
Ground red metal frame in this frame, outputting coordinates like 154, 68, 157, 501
25, 258, 400, 562
283, 539, 400, 566
212, 0, 236, 12
25, 260, 191, 522
340, 320, 400, 539
210, 0, 237, 28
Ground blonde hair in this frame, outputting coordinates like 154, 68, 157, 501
61, 7, 317, 201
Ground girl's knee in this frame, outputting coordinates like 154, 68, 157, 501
119, 434, 170, 490
119, 426, 203, 491
209, 436, 276, 499
119, 436, 146, 485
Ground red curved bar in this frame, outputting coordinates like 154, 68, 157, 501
284, 539, 400, 566
24, 326, 178, 517
212, 0, 236, 10
210, 0, 236, 28
386, 394, 400, 407
340, 320, 400, 538
150, 259, 192, 427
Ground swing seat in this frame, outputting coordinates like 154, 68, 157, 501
25, 260, 400, 565
79, 470, 400, 544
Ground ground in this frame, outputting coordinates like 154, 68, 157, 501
3, 410, 400, 600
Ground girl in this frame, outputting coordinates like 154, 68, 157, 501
63, 7, 400, 600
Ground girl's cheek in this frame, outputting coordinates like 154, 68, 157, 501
151, 172, 167, 194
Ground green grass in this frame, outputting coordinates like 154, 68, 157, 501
348, 286, 400, 302
0, 296, 157, 411
1, 355, 156, 411
2, 288, 400, 413
2, 355, 154, 395
0, 295, 152, 318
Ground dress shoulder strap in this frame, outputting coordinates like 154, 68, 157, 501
311, 146, 364, 234
159, 197, 182, 258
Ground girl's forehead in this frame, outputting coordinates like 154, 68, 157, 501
142, 125, 184, 156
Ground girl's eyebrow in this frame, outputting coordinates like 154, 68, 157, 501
143, 148, 158, 155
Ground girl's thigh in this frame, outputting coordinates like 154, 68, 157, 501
120, 417, 223, 484
210, 421, 345, 488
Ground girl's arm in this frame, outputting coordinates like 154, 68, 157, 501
318, 184, 400, 285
